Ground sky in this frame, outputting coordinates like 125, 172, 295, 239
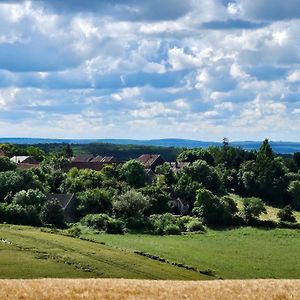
0, 0, 300, 141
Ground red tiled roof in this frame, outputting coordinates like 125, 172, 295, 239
137, 154, 164, 168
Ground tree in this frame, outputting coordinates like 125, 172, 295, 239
193, 188, 235, 226
26, 146, 45, 161
140, 185, 171, 215
293, 152, 300, 169
277, 206, 297, 223
77, 188, 112, 216
288, 180, 300, 210
185, 160, 224, 194
177, 149, 215, 166
63, 144, 73, 158
120, 160, 146, 188
174, 173, 202, 204
12, 189, 46, 208
40, 199, 65, 227
242, 197, 266, 221
155, 163, 175, 185
0, 157, 16, 172
113, 190, 149, 219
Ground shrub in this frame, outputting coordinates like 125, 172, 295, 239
193, 188, 234, 226
40, 199, 65, 227
186, 220, 205, 232
242, 197, 267, 221
77, 188, 112, 216
288, 180, 300, 210
81, 214, 110, 231
113, 190, 150, 219
164, 224, 181, 235
277, 206, 297, 223
67, 225, 82, 237
106, 219, 125, 234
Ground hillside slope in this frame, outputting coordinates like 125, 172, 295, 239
0, 225, 209, 280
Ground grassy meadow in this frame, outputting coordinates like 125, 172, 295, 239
82, 227, 300, 279
0, 225, 208, 280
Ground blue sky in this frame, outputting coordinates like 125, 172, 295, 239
0, 0, 300, 141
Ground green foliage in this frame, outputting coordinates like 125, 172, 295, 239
40, 199, 65, 227
105, 218, 125, 234
293, 152, 300, 169
113, 189, 150, 219
0, 157, 16, 172
193, 189, 236, 226
174, 173, 201, 204
277, 206, 297, 223
81, 213, 111, 231
186, 220, 205, 232
242, 197, 267, 221
120, 160, 146, 188
184, 160, 224, 194
12, 189, 46, 208
26, 146, 45, 161
155, 163, 175, 185
60, 168, 104, 193
66, 225, 82, 237
178, 149, 215, 166
164, 224, 181, 235
140, 185, 171, 215
77, 188, 112, 216
288, 180, 300, 210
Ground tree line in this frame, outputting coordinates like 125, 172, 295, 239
0, 139, 299, 234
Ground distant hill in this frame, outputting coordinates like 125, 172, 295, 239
0, 137, 300, 154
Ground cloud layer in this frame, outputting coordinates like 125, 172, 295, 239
0, 0, 300, 141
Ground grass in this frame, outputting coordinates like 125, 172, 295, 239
0, 225, 209, 280
230, 194, 300, 222
82, 227, 300, 279
1, 279, 300, 300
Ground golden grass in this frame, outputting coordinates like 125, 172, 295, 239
0, 279, 299, 300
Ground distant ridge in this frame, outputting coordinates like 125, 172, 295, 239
0, 137, 300, 154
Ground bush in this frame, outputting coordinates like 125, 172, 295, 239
242, 197, 267, 221
81, 214, 110, 231
186, 220, 205, 232
277, 206, 297, 223
67, 225, 81, 237
40, 199, 65, 227
164, 224, 181, 235
105, 219, 125, 234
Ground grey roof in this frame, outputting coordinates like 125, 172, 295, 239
71, 154, 94, 163
91, 156, 117, 163
10, 156, 39, 164
46, 194, 75, 209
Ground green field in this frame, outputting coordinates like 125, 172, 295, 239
82, 227, 300, 279
0, 225, 208, 280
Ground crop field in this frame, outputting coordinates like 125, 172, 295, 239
82, 227, 300, 279
1, 279, 300, 300
0, 225, 209, 280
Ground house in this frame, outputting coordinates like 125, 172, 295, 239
169, 161, 191, 173
46, 194, 78, 222
170, 198, 190, 215
64, 161, 104, 172
136, 154, 166, 172
145, 168, 155, 183
10, 156, 39, 165
91, 156, 118, 163
16, 163, 40, 170
71, 154, 94, 163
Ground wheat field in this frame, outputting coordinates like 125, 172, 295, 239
0, 279, 299, 300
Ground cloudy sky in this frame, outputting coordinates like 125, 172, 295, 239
0, 0, 300, 141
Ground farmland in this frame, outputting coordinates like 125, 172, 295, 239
0, 225, 208, 280
82, 227, 300, 279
